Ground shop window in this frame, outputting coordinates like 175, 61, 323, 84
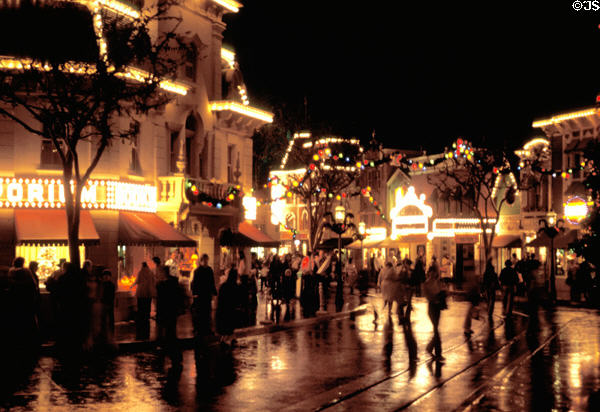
129, 122, 142, 175
40, 138, 62, 169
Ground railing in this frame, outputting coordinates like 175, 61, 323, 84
158, 176, 233, 206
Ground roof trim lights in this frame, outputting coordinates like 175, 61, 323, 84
523, 137, 550, 150
532, 108, 597, 128
211, 0, 241, 13
210, 101, 273, 123
221, 48, 236, 69
96, 0, 141, 19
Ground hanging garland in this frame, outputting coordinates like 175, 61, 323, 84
184, 179, 243, 209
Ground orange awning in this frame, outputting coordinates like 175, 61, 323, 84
14, 209, 99, 245
238, 221, 279, 247
118, 211, 196, 247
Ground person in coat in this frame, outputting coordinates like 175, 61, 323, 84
216, 268, 240, 346
191, 254, 217, 338
499, 259, 518, 317
133, 261, 156, 340
156, 265, 185, 367
482, 258, 500, 319
379, 262, 406, 323
423, 262, 444, 362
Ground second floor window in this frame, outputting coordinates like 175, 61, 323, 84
40, 138, 62, 169
129, 123, 142, 175
227, 145, 235, 183
170, 131, 179, 173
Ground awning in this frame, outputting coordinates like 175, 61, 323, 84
347, 236, 384, 249
238, 221, 279, 247
118, 211, 196, 247
526, 229, 578, 249
14, 209, 99, 245
379, 234, 428, 247
492, 234, 522, 248
316, 237, 354, 250
0, 209, 14, 245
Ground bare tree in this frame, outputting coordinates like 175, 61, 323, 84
282, 138, 362, 253
0, 1, 189, 266
427, 141, 516, 267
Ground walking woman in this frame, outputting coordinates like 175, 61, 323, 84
423, 259, 446, 362
379, 262, 406, 323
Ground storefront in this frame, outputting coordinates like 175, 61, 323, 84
0, 177, 195, 288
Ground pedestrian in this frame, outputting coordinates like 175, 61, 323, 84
379, 262, 406, 323
152, 256, 164, 282
482, 258, 500, 319
411, 257, 426, 297
526, 254, 543, 329
191, 254, 217, 338
399, 258, 414, 321
463, 272, 481, 337
7, 257, 38, 354
269, 254, 283, 301
345, 258, 358, 295
99, 269, 116, 348
576, 260, 593, 304
216, 268, 240, 346
28, 261, 40, 291
423, 261, 446, 362
440, 255, 453, 288
566, 260, 578, 302
499, 259, 518, 316
300, 265, 319, 317
237, 250, 247, 277
133, 261, 156, 340
55, 262, 88, 353
156, 265, 185, 369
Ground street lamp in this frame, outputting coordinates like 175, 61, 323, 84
538, 218, 565, 304
324, 208, 356, 311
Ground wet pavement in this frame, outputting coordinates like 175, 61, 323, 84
3, 295, 600, 411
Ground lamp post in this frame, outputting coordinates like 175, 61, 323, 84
324, 208, 355, 312
538, 218, 564, 304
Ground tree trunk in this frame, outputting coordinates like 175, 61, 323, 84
63, 174, 82, 268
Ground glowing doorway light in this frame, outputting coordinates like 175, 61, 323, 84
390, 186, 432, 239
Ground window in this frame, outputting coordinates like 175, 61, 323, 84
227, 145, 235, 183
185, 115, 196, 175
129, 123, 141, 174
40, 138, 62, 168
170, 131, 179, 173
184, 45, 197, 81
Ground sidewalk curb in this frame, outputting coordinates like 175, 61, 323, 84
41, 304, 369, 356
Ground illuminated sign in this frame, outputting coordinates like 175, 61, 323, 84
390, 186, 432, 239
564, 196, 592, 224
243, 196, 257, 221
432, 218, 496, 237
0, 178, 157, 213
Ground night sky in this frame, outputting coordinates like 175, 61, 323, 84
223, 0, 600, 152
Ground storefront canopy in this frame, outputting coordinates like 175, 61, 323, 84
238, 221, 279, 247
492, 234, 522, 248
118, 211, 196, 247
379, 234, 428, 247
219, 222, 279, 247
526, 230, 578, 250
347, 236, 384, 249
14, 209, 99, 245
